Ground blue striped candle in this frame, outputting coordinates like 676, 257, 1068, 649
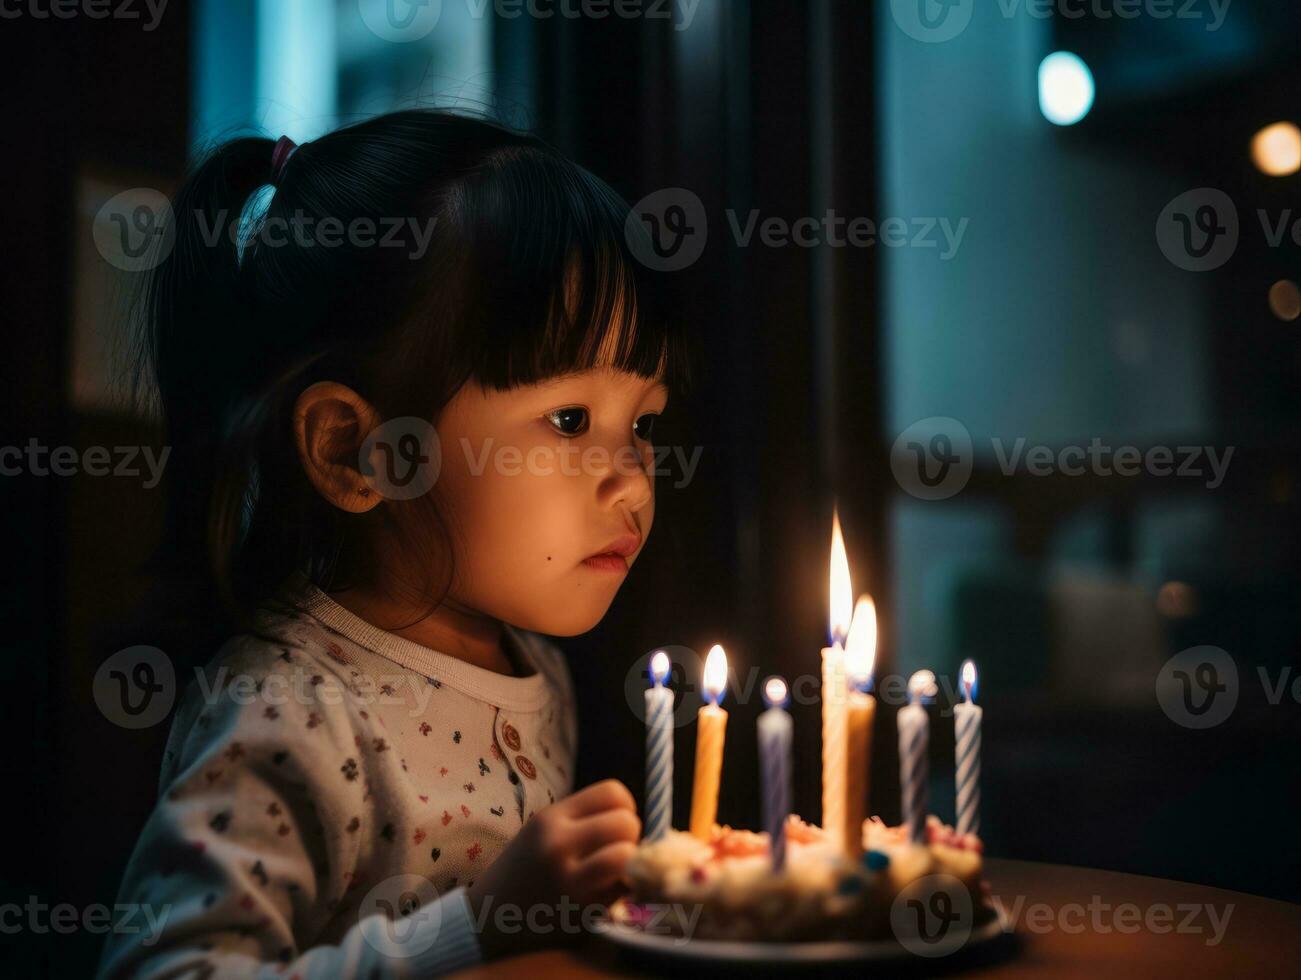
758, 676, 793, 872
954, 660, 982, 837
644, 650, 674, 841
898, 670, 935, 845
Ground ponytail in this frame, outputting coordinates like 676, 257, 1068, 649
133, 136, 279, 621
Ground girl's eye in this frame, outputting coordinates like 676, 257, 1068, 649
634, 413, 659, 441
545, 407, 589, 436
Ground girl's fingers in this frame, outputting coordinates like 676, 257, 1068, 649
568, 808, 641, 856
560, 779, 636, 819
573, 839, 637, 893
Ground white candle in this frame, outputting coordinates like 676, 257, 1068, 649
643, 650, 674, 841
898, 669, 936, 845
821, 509, 853, 851
954, 659, 982, 837
844, 596, 877, 857
758, 676, 793, 872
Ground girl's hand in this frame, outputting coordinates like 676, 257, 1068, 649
465, 779, 640, 958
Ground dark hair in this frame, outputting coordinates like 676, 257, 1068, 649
132, 109, 691, 634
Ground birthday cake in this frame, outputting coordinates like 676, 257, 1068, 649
618, 814, 990, 943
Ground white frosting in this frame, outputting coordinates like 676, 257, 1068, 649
624, 816, 985, 942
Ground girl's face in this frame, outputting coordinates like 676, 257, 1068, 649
431, 365, 667, 636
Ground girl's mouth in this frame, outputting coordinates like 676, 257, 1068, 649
581, 552, 630, 572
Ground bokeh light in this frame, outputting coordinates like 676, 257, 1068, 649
1251, 122, 1301, 177
1039, 52, 1095, 127
1268, 280, 1301, 321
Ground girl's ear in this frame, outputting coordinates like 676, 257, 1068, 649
293, 381, 385, 514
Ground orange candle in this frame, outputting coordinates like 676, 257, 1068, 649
689, 644, 729, 840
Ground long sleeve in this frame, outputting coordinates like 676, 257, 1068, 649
95, 645, 485, 979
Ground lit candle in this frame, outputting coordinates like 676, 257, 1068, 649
758, 675, 793, 871
821, 510, 853, 851
689, 644, 729, 841
844, 595, 877, 856
954, 659, 982, 837
898, 669, 936, 845
643, 650, 674, 841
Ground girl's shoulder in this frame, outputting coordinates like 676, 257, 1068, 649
198, 594, 362, 682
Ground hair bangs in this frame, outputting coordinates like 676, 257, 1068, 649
456, 147, 689, 395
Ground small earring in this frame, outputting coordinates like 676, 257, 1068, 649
358, 487, 370, 497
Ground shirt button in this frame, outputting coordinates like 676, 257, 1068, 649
515, 755, 536, 780
502, 721, 522, 751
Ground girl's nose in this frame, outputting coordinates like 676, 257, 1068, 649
600, 443, 654, 514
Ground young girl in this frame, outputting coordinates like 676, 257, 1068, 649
98, 109, 690, 977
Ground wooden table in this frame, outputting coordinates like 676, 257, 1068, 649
448, 858, 1301, 978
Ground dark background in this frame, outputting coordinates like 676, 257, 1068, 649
2, 1, 1299, 975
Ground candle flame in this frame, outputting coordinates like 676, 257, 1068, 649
703, 644, 728, 705
649, 650, 671, 686
763, 675, 789, 707
961, 659, 978, 703
907, 669, 937, 704
844, 595, 877, 688
828, 508, 853, 647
